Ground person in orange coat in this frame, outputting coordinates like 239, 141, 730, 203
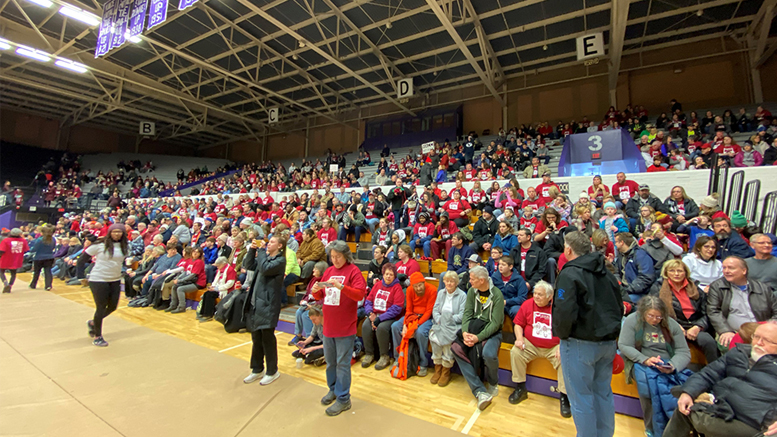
390, 272, 437, 376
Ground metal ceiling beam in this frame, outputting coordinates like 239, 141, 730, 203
266, 2, 748, 116
229, 0, 415, 116
461, 0, 505, 90
608, 0, 630, 107
750, 0, 777, 67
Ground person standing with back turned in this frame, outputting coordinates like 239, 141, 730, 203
86, 224, 129, 347
553, 231, 624, 437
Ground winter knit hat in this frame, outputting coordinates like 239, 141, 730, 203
108, 223, 127, 236
701, 195, 718, 209
409, 272, 426, 286
730, 210, 747, 228
604, 202, 617, 210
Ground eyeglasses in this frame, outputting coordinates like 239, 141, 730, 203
752, 334, 777, 347
645, 314, 663, 321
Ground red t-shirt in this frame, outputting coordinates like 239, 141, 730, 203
443, 199, 471, 219
186, 258, 207, 288
611, 180, 640, 202
535, 182, 559, 204
317, 227, 337, 246
395, 259, 421, 277
311, 263, 367, 338
513, 299, 559, 349
0, 237, 29, 269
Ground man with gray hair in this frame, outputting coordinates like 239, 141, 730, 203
452, 265, 505, 411
553, 231, 623, 437
745, 233, 777, 292
509, 280, 570, 418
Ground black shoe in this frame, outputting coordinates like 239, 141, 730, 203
320, 391, 336, 406
559, 393, 572, 418
508, 386, 528, 405
29, 283, 36, 289
2, 285, 10, 293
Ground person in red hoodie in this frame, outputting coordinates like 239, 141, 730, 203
311, 241, 367, 416
442, 189, 472, 228
391, 271, 437, 377
0, 228, 30, 293
408, 212, 435, 259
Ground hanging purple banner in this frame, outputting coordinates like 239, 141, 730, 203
110, 0, 132, 49
147, 0, 168, 29
177, 0, 197, 11
127, 0, 148, 38
95, 0, 117, 57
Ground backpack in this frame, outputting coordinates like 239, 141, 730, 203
391, 337, 420, 380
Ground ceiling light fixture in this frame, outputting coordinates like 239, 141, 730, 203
299, 40, 306, 48
55, 59, 88, 73
0, 38, 11, 50
386, 21, 392, 29
15, 45, 50, 62
59, 5, 100, 26
26, 0, 53, 8
696, 9, 703, 16
292, 54, 299, 60
127, 34, 142, 43
543, 44, 548, 51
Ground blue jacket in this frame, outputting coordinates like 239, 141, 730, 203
718, 231, 754, 259
203, 246, 218, 264
598, 217, 629, 235
435, 169, 447, 183
687, 225, 714, 249
634, 364, 693, 437
447, 244, 475, 274
492, 233, 518, 255
491, 269, 527, 309
619, 245, 655, 302
30, 237, 56, 261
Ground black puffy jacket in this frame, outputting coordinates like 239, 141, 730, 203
242, 248, 285, 332
552, 252, 623, 341
679, 344, 777, 430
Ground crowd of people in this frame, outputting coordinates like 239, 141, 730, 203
1, 101, 776, 436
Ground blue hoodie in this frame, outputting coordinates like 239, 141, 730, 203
447, 244, 475, 274
492, 233, 518, 256
491, 269, 527, 309
203, 245, 218, 264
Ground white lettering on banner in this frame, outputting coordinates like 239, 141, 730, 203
147, 0, 168, 30
127, 0, 148, 38
110, 0, 133, 49
421, 141, 434, 154
95, 0, 117, 57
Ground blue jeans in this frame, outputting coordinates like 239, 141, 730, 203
409, 236, 432, 258
295, 306, 313, 337
365, 218, 379, 233
560, 338, 617, 437
337, 226, 365, 243
323, 335, 355, 403
392, 210, 402, 230
454, 332, 502, 396
390, 317, 433, 367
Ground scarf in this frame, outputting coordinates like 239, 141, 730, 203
659, 278, 699, 319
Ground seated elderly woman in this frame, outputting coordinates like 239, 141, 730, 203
651, 259, 719, 365
428, 271, 466, 387
361, 264, 405, 370
509, 280, 571, 417
618, 296, 692, 437
197, 256, 236, 322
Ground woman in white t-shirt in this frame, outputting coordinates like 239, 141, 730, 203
86, 223, 129, 347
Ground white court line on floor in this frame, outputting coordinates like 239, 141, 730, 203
219, 341, 252, 353
461, 408, 482, 435
434, 409, 466, 431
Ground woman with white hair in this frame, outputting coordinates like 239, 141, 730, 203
429, 271, 466, 387
508, 280, 571, 417
197, 256, 236, 322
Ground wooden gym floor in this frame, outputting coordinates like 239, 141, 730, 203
0, 273, 645, 437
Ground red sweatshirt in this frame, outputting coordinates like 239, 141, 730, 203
317, 227, 337, 246
395, 259, 421, 277
404, 283, 437, 326
412, 222, 435, 239
443, 199, 471, 220
312, 263, 367, 337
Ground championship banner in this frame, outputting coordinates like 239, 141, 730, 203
110, 0, 132, 50
127, 0, 148, 38
178, 0, 197, 11
147, 0, 168, 29
95, 0, 117, 57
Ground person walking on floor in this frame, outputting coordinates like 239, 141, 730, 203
86, 224, 129, 347
29, 225, 56, 290
311, 240, 367, 416
242, 235, 286, 386
553, 231, 624, 437
0, 228, 29, 293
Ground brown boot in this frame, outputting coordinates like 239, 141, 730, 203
437, 366, 452, 387
430, 364, 443, 384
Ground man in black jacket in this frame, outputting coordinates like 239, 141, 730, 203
469, 206, 498, 253
510, 228, 547, 292
552, 231, 623, 437
713, 217, 754, 259
387, 179, 413, 230
624, 184, 662, 231
664, 322, 777, 437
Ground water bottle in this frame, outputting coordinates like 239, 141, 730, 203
296, 358, 303, 369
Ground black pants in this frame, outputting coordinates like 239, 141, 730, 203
31, 259, 54, 289
663, 407, 760, 437
250, 328, 278, 375
89, 281, 121, 337
199, 291, 219, 317
0, 269, 17, 286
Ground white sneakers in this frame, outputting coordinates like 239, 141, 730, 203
487, 383, 499, 397
244, 371, 280, 385
243, 371, 265, 384
259, 372, 280, 386
477, 391, 493, 411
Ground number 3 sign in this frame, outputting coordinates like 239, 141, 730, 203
587, 135, 603, 151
